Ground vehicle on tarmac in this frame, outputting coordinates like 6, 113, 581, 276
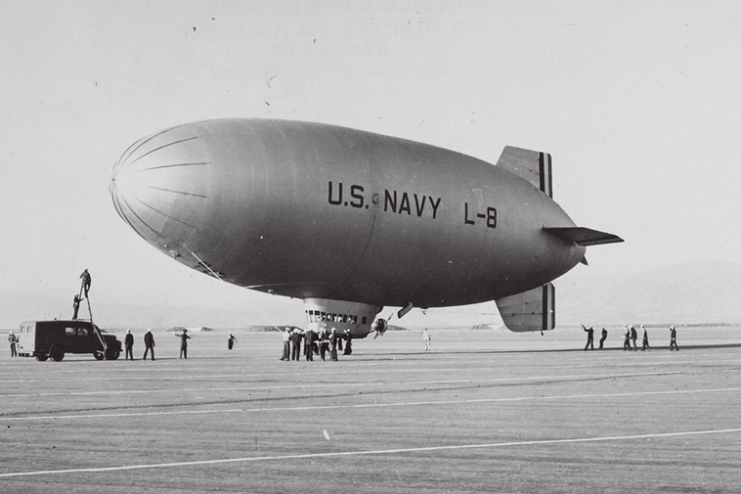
16, 320, 122, 362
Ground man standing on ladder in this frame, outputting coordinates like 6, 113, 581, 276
77, 269, 106, 355
80, 269, 92, 299
72, 294, 82, 320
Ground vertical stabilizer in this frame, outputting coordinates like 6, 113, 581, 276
495, 284, 555, 332
496, 146, 553, 198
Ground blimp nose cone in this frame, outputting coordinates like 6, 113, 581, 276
110, 126, 210, 254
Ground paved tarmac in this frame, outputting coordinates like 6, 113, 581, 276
1, 325, 740, 493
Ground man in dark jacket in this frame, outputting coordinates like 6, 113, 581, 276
669, 325, 679, 351
124, 329, 134, 360
178, 329, 191, 359
582, 325, 594, 350
599, 328, 608, 349
622, 325, 631, 351
318, 327, 328, 360
79, 269, 92, 298
329, 328, 338, 361
72, 294, 82, 320
143, 330, 155, 360
305, 329, 315, 361
343, 329, 353, 355
290, 329, 301, 361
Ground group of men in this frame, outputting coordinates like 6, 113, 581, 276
123, 329, 158, 360
123, 328, 193, 360
582, 324, 679, 351
280, 327, 352, 362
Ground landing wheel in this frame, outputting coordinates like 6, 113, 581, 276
104, 349, 120, 360
93, 351, 105, 361
35, 354, 49, 362
49, 346, 65, 362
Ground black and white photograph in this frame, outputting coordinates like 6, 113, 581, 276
1, 1, 740, 492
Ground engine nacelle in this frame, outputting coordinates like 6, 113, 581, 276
372, 318, 388, 337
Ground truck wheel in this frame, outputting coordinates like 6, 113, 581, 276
93, 351, 105, 361
35, 354, 49, 362
104, 349, 120, 360
49, 346, 65, 362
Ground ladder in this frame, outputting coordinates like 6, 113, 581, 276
79, 278, 107, 353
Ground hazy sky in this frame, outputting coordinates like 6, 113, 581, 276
2, 1, 740, 325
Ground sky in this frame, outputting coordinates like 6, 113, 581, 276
1, 1, 740, 326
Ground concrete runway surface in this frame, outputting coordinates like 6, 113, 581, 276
1, 325, 740, 493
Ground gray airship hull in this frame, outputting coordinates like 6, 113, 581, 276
111, 118, 584, 310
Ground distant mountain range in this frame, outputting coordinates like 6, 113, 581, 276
2, 259, 739, 330
556, 259, 741, 325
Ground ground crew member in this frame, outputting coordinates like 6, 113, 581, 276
599, 328, 608, 349
669, 325, 679, 351
582, 325, 594, 350
228, 332, 237, 350
305, 329, 315, 361
8, 331, 17, 357
178, 329, 190, 359
143, 330, 155, 360
623, 325, 631, 351
319, 327, 328, 360
641, 325, 650, 351
343, 329, 352, 355
124, 329, 134, 360
422, 328, 431, 351
280, 329, 290, 360
329, 327, 338, 361
79, 269, 92, 298
290, 329, 301, 361
72, 294, 82, 320
630, 325, 638, 350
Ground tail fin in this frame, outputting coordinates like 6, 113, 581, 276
496, 284, 555, 332
496, 146, 553, 198
543, 227, 623, 246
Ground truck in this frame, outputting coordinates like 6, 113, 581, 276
16, 320, 122, 362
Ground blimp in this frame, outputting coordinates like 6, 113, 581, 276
110, 119, 622, 338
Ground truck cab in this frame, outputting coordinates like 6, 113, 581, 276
17, 320, 122, 362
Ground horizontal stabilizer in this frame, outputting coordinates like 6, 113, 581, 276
496, 146, 553, 198
543, 227, 623, 246
496, 284, 555, 332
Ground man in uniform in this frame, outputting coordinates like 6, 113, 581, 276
8, 331, 17, 357
304, 329, 315, 361
422, 328, 431, 351
290, 328, 301, 361
318, 327, 329, 360
72, 295, 82, 320
641, 325, 650, 351
329, 327, 338, 361
124, 329, 134, 360
599, 328, 608, 349
669, 325, 679, 351
79, 269, 92, 298
343, 329, 353, 355
280, 329, 290, 360
582, 325, 594, 350
622, 325, 631, 351
630, 325, 638, 350
178, 329, 190, 359
143, 330, 155, 360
